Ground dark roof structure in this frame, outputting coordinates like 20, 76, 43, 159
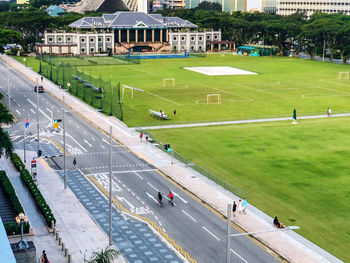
69, 12, 197, 29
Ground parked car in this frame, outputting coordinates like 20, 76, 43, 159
34, 85, 45, 93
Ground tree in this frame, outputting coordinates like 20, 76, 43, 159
0, 28, 22, 54
0, 93, 14, 158
85, 247, 120, 263
196, 1, 222, 12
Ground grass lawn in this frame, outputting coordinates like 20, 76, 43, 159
76, 54, 350, 127
151, 118, 350, 261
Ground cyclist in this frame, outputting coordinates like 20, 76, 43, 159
73, 158, 77, 171
168, 191, 174, 206
157, 192, 162, 207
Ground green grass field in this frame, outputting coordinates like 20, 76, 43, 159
152, 118, 350, 261
75, 54, 350, 127
14, 55, 350, 260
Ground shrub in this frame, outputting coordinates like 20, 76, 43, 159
10, 153, 25, 172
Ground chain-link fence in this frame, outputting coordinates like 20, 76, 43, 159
39, 63, 123, 120
36, 54, 140, 66
136, 128, 248, 199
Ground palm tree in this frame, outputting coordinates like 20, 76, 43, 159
85, 247, 120, 263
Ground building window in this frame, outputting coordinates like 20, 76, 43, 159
58, 37, 62, 42
90, 48, 94, 53
173, 36, 177, 41
98, 37, 102, 42
214, 35, 218, 40
199, 46, 202, 51
106, 37, 111, 42
67, 37, 71, 42
81, 38, 85, 43
207, 35, 211, 40
181, 46, 185, 50
90, 38, 94, 43
199, 36, 203, 41
81, 48, 85, 53
191, 36, 195, 41
181, 36, 185, 41
191, 46, 194, 50
48, 37, 53, 42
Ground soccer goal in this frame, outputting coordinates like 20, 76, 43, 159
207, 94, 221, 104
122, 84, 144, 101
163, 78, 175, 88
337, 72, 349, 79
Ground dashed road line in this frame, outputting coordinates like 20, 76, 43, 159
230, 249, 248, 263
16, 109, 21, 115
83, 139, 92, 147
30, 108, 35, 114
202, 226, 220, 241
182, 210, 197, 222
172, 191, 188, 204
148, 182, 159, 192
134, 172, 144, 180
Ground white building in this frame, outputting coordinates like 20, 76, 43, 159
277, 0, 350, 17
262, 0, 277, 13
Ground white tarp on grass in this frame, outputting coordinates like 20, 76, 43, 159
184, 66, 257, 76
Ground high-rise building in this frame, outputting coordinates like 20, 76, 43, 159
277, 0, 350, 17
262, 0, 277, 13
185, 0, 247, 12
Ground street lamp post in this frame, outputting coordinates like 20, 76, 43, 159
15, 213, 29, 249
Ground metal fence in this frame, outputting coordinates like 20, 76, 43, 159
136, 128, 248, 199
39, 63, 123, 120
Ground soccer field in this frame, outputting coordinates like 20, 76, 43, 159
80, 54, 350, 127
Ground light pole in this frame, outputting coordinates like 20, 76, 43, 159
36, 78, 40, 158
15, 213, 29, 249
109, 125, 113, 246
7, 55, 10, 109
63, 95, 66, 189
225, 203, 299, 263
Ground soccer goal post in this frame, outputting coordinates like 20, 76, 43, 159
163, 78, 175, 88
337, 72, 349, 79
207, 94, 221, 104
122, 84, 144, 101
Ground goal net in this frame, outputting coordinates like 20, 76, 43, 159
163, 78, 175, 88
207, 94, 221, 104
337, 72, 349, 79
122, 84, 144, 101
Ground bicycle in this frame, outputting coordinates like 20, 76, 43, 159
168, 191, 174, 207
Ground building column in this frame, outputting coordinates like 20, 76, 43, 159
211, 43, 213, 51
118, 30, 121, 43
166, 29, 169, 42
152, 29, 154, 43
135, 29, 138, 43
160, 29, 163, 43
95, 35, 98, 53
234, 42, 236, 51
144, 29, 146, 42
218, 43, 221, 51
127, 29, 130, 43
49, 46, 52, 54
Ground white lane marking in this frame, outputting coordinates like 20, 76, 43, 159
69, 119, 73, 123
134, 172, 143, 180
202, 226, 220, 241
91, 137, 95, 141
46, 107, 52, 116
101, 145, 105, 149
102, 138, 109, 144
66, 132, 88, 152
16, 109, 21, 115
76, 124, 80, 129
230, 249, 248, 263
147, 182, 159, 192
26, 98, 51, 120
22, 109, 25, 112
145, 191, 158, 204
159, 222, 162, 226
83, 139, 93, 147
172, 191, 188, 204
155, 216, 158, 220
119, 197, 134, 210
83, 131, 87, 135
182, 210, 197, 222
30, 109, 35, 114
162, 228, 166, 233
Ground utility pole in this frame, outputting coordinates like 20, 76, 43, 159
7, 55, 10, 109
63, 96, 66, 189
36, 78, 40, 157
24, 128, 26, 163
226, 203, 232, 263
322, 40, 326, 62
109, 125, 113, 246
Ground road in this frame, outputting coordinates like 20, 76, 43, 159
0, 59, 281, 263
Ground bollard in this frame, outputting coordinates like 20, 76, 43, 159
64, 248, 68, 257
53, 227, 56, 235
51, 220, 55, 229
56, 232, 59, 240
58, 237, 62, 246
68, 254, 71, 263
61, 242, 65, 252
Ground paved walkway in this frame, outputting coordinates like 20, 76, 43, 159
2, 54, 343, 263
136, 113, 350, 130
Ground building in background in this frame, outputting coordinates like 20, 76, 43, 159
185, 0, 247, 12
262, 0, 276, 13
277, 0, 350, 17
16, 0, 28, 4
46, 5, 66, 16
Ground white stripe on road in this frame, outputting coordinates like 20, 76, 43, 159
134, 172, 143, 180
83, 139, 93, 147
202, 226, 220, 241
83, 131, 87, 135
66, 133, 88, 152
46, 107, 52, 116
100, 145, 105, 149
69, 119, 73, 123
145, 191, 159, 205
172, 191, 188, 204
147, 182, 159, 192
181, 209, 197, 222
230, 249, 248, 263
16, 109, 21, 115
30, 109, 35, 114
102, 138, 109, 144
91, 137, 95, 141
26, 98, 51, 120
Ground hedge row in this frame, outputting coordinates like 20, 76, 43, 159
10, 153, 56, 226
0, 170, 29, 235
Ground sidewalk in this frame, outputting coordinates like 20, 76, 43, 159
0, 150, 127, 263
1, 54, 343, 263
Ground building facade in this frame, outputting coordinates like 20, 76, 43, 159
262, 0, 277, 13
185, 0, 247, 12
277, 0, 350, 17
36, 12, 224, 55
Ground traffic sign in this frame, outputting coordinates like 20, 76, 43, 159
31, 160, 37, 181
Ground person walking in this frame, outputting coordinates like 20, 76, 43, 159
327, 108, 331, 117
73, 158, 77, 171
40, 250, 49, 263
157, 192, 163, 207
242, 198, 248, 214
237, 199, 243, 215
139, 132, 143, 142
173, 109, 176, 116
232, 201, 237, 217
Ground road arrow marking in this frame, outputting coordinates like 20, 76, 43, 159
146, 191, 158, 205
83, 139, 92, 147
172, 191, 188, 204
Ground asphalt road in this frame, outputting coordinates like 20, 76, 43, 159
0, 59, 280, 263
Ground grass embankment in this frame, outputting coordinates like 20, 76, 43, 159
152, 118, 350, 262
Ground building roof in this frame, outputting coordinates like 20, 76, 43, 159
69, 11, 197, 29
46, 5, 65, 16
0, 218, 16, 263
